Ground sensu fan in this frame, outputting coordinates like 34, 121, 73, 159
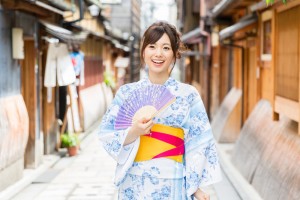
115, 85, 176, 130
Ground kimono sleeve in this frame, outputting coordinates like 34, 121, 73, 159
183, 87, 222, 197
98, 87, 139, 165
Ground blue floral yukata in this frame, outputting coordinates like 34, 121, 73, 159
99, 76, 222, 199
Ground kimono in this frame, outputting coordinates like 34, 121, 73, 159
99, 76, 222, 200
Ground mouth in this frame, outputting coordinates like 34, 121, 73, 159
151, 59, 165, 65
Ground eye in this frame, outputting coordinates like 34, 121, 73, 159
163, 46, 170, 50
148, 45, 155, 49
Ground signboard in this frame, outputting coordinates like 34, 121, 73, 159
12, 28, 24, 59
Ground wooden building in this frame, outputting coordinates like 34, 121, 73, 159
0, 0, 67, 191
177, 0, 206, 106
0, 0, 129, 192
202, 0, 300, 199
210, 0, 259, 142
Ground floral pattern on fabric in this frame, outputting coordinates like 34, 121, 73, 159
99, 76, 222, 199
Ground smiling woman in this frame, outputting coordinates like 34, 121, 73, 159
99, 21, 222, 200
140, 22, 185, 84
142, 33, 174, 82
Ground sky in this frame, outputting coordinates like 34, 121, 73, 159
141, 0, 177, 33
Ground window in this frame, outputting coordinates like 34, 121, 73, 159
261, 11, 272, 61
263, 20, 271, 55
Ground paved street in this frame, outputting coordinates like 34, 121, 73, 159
11, 126, 117, 200
8, 124, 243, 200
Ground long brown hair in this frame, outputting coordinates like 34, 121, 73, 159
140, 21, 186, 74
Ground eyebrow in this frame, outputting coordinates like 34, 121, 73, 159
149, 43, 171, 46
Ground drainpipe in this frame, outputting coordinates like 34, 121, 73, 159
221, 41, 245, 127
63, 0, 84, 25
200, 0, 210, 56
200, 0, 212, 117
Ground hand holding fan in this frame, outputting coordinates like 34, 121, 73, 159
115, 85, 176, 130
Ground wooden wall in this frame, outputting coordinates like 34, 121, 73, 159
233, 47, 243, 89
41, 43, 58, 154
21, 39, 41, 168
243, 39, 259, 121
79, 57, 103, 90
81, 37, 103, 57
275, 5, 299, 101
80, 36, 105, 88
273, 2, 300, 134
182, 0, 200, 33
219, 47, 230, 103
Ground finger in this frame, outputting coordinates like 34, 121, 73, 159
203, 194, 210, 200
145, 119, 154, 126
140, 128, 150, 135
140, 117, 151, 123
141, 120, 153, 129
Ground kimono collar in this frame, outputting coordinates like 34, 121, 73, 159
142, 76, 175, 87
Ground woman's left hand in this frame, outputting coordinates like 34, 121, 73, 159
193, 188, 210, 200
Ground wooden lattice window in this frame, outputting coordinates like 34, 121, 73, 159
261, 11, 272, 61
274, 5, 300, 133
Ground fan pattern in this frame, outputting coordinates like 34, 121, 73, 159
115, 84, 175, 130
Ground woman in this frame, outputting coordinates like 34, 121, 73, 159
99, 21, 222, 200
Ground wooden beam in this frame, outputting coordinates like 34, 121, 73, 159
21, 39, 39, 168
2, 0, 52, 17
276, 0, 300, 13
299, 5, 300, 135
272, 9, 279, 121
274, 96, 299, 122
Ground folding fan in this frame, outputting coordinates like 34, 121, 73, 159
115, 85, 176, 130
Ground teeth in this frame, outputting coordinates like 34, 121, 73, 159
152, 60, 164, 64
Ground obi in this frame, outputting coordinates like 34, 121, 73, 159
134, 124, 185, 163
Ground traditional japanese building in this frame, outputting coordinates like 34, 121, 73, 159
0, 0, 131, 192
205, 0, 300, 199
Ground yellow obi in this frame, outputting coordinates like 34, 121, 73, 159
134, 124, 185, 163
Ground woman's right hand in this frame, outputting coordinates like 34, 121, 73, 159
123, 118, 154, 145
193, 189, 210, 200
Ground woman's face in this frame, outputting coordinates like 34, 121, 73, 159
143, 33, 175, 76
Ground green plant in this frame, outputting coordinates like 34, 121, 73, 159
266, 0, 286, 4
60, 133, 79, 148
104, 70, 116, 89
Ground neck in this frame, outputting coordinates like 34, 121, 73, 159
148, 72, 169, 85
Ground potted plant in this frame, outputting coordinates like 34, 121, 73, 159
60, 133, 80, 156
104, 70, 116, 91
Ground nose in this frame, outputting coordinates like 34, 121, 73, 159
154, 48, 163, 57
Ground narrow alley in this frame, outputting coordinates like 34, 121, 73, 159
10, 123, 118, 200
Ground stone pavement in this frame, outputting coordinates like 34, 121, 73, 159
5, 122, 252, 200
10, 126, 117, 200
